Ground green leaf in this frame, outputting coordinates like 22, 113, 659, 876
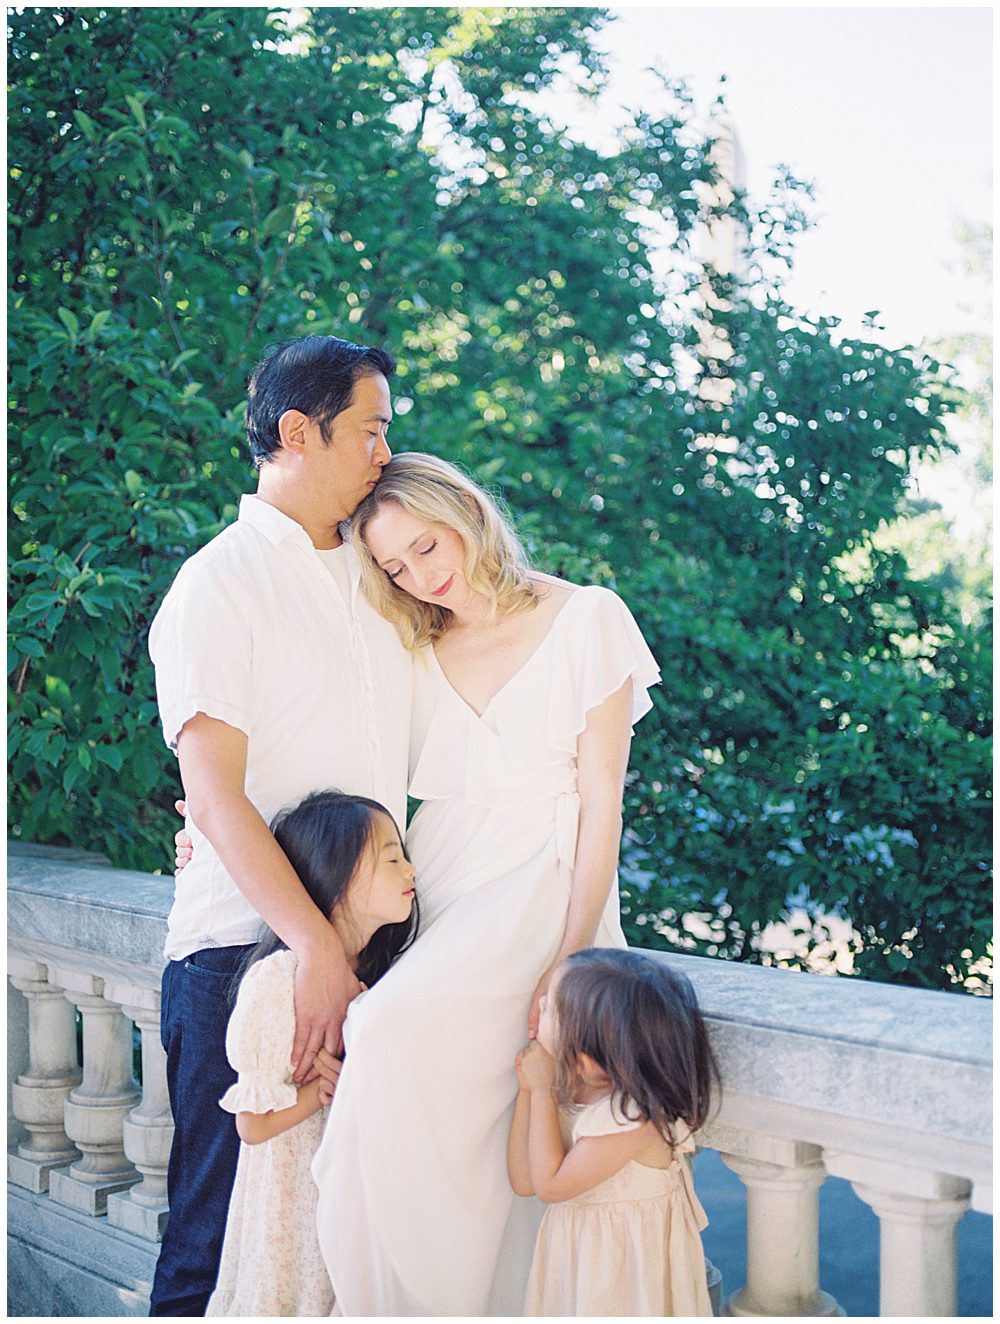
124, 94, 148, 131
94, 745, 124, 771
73, 109, 98, 142
262, 203, 295, 239
57, 307, 80, 339
88, 310, 111, 337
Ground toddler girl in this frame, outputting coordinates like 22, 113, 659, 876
205, 790, 418, 1317
508, 947, 719, 1317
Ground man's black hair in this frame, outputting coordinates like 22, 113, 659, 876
246, 334, 396, 467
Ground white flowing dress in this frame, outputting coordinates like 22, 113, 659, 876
312, 585, 660, 1317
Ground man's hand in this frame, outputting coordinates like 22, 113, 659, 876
292, 939, 362, 1082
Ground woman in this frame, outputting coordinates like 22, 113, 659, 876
312, 453, 660, 1316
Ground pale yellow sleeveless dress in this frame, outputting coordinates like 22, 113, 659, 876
525, 1095, 713, 1317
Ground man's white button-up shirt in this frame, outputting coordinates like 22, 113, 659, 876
149, 494, 412, 960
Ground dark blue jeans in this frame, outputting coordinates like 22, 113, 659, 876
149, 946, 250, 1317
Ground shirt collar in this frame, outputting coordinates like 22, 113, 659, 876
238, 493, 315, 548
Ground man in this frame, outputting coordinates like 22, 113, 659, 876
147, 335, 411, 1315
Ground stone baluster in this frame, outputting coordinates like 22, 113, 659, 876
716, 1133, 842, 1317
823, 1151, 970, 1317
47, 968, 141, 1215
7, 956, 82, 1192
104, 978, 174, 1240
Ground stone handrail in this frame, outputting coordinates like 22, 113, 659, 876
7, 842, 992, 1317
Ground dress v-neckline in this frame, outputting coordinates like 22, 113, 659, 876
430, 587, 584, 721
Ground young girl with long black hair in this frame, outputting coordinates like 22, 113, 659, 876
205, 790, 417, 1317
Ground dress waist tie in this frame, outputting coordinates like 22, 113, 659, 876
554, 789, 581, 872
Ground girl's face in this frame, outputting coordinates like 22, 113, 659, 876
344, 814, 416, 934
536, 963, 565, 1057
363, 502, 470, 610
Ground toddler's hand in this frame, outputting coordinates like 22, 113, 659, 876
518, 1040, 556, 1092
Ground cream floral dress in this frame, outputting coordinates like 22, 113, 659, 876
206, 948, 333, 1317
524, 1094, 713, 1317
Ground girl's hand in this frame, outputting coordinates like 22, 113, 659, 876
519, 1040, 556, 1092
312, 1047, 342, 1106
173, 798, 193, 874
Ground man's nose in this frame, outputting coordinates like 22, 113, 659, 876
374, 434, 391, 466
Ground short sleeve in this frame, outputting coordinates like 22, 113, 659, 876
218, 950, 299, 1115
571, 1093, 645, 1141
148, 555, 253, 751
546, 587, 661, 752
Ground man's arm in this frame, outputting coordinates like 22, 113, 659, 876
176, 713, 360, 1077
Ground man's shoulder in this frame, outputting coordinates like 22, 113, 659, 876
167, 516, 266, 591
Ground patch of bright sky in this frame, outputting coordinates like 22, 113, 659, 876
539, 3, 992, 353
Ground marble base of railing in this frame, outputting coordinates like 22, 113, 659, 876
8, 1182, 155, 1317
7, 1149, 77, 1196
48, 1164, 140, 1217
706, 1257, 723, 1316
106, 1185, 169, 1240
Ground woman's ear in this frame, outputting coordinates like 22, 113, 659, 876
277, 408, 309, 455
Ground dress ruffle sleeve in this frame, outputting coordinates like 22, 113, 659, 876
545, 586, 661, 754
217, 949, 299, 1116
571, 1092, 646, 1140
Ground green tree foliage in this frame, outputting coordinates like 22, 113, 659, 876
8, 6, 991, 990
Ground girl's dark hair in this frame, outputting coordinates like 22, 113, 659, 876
233, 789, 418, 999
551, 949, 719, 1148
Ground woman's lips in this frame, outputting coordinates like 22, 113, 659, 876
430, 575, 454, 598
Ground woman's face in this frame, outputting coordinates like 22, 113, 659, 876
363, 502, 470, 609
345, 814, 416, 933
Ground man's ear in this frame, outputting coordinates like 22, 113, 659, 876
277, 408, 310, 454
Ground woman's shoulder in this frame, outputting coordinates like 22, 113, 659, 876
530, 576, 623, 610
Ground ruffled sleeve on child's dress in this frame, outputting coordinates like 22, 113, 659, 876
218, 948, 299, 1116
571, 1092, 646, 1141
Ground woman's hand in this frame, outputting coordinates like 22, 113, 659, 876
173, 798, 193, 874
518, 1040, 556, 1092
527, 963, 556, 1039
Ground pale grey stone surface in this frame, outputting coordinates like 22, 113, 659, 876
7, 842, 994, 1317
649, 950, 992, 1150
8, 1182, 156, 1316
8, 842, 172, 972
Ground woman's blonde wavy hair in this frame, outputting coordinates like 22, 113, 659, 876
349, 452, 538, 650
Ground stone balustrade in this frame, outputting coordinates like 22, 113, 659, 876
7, 842, 992, 1317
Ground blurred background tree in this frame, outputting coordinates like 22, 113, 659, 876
8, 5, 991, 991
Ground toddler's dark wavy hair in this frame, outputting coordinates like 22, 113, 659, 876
551, 948, 719, 1147
234, 789, 418, 999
